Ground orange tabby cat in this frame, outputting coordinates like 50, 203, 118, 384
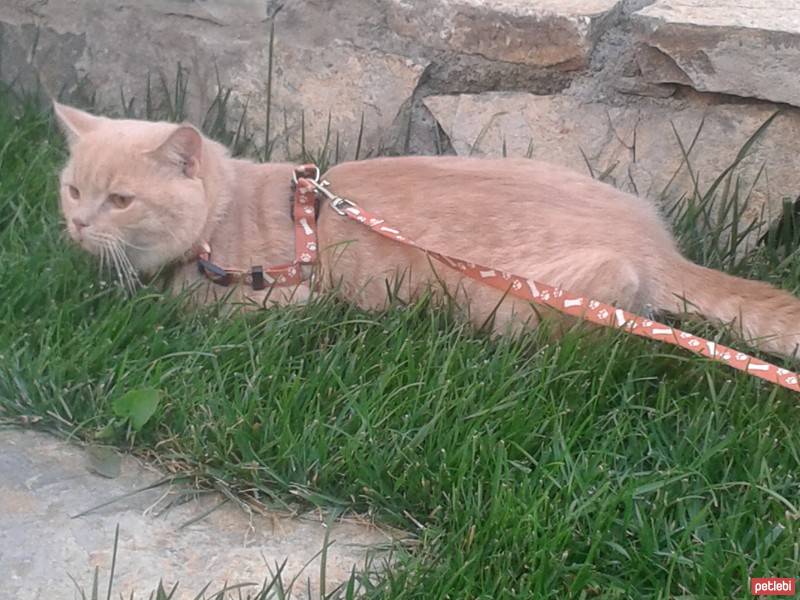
54, 102, 800, 358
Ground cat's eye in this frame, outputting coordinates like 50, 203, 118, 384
68, 185, 80, 200
108, 193, 134, 209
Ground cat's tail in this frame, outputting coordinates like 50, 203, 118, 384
656, 260, 800, 358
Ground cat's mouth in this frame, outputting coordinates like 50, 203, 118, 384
67, 226, 101, 254
65, 222, 86, 246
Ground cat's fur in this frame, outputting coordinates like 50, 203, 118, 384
54, 102, 800, 358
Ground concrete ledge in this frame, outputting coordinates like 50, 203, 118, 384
0, 429, 395, 598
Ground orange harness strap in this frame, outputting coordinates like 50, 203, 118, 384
194, 165, 320, 289
308, 177, 800, 394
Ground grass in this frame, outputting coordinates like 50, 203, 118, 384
1, 86, 800, 599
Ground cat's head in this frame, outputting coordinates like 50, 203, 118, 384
54, 102, 212, 279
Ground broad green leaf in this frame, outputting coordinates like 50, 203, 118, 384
112, 388, 161, 431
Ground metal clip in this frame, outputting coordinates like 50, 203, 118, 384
330, 196, 358, 216
306, 179, 359, 216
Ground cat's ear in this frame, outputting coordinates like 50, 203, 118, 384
52, 102, 103, 145
147, 125, 203, 178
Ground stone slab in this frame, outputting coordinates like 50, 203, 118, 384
633, 0, 800, 108
386, 0, 622, 69
0, 0, 425, 159
425, 91, 800, 223
0, 429, 396, 598
261, 37, 424, 160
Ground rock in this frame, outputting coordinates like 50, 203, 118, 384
0, 429, 397, 598
0, 0, 425, 159
613, 76, 676, 98
424, 91, 800, 222
386, 0, 623, 70
633, 0, 800, 108
264, 8, 425, 160
3, 0, 800, 205
0, 1, 267, 112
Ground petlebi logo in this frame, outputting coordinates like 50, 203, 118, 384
751, 578, 795, 596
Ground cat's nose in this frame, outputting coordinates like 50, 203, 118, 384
72, 217, 88, 230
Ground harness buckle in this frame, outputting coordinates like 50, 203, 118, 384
292, 164, 320, 186
251, 266, 266, 290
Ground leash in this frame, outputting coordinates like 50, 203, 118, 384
306, 176, 800, 394
191, 164, 800, 394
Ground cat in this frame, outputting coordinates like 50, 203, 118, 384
54, 102, 800, 359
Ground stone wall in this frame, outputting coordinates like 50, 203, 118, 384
2, 0, 799, 220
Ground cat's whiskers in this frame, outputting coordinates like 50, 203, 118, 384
118, 247, 142, 292
90, 231, 141, 294
104, 239, 127, 291
111, 242, 138, 294
118, 238, 149, 252
91, 234, 114, 280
